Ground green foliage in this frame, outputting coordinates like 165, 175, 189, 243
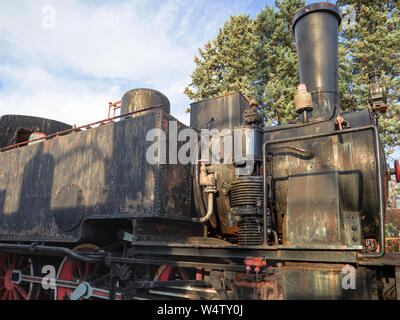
185, 0, 305, 126
255, 0, 304, 125
185, 0, 400, 150
337, 0, 400, 154
386, 222, 400, 238
184, 15, 263, 105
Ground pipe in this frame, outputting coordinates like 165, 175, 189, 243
0, 243, 98, 263
200, 192, 214, 223
293, 3, 342, 118
263, 125, 385, 259
194, 160, 207, 218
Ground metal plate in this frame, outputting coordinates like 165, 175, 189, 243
53, 184, 84, 232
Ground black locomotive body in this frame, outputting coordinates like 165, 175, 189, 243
0, 3, 399, 300
0, 108, 197, 243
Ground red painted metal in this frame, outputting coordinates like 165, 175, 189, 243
108, 100, 122, 120
245, 257, 266, 274
394, 160, 400, 183
55, 244, 109, 300
0, 252, 36, 300
154, 265, 190, 281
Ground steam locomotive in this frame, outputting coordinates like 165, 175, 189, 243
0, 3, 399, 300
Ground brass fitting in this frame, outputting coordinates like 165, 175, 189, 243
295, 84, 313, 114
199, 164, 217, 193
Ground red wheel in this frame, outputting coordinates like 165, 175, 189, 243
154, 265, 191, 282
0, 252, 40, 300
55, 244, 109, 300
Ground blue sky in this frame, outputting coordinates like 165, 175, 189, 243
0, 0, 327, 126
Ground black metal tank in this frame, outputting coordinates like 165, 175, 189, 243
121, 88, 171, 116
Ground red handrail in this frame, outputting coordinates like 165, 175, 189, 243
0, 104, 162, 152
108, 101, 122, 120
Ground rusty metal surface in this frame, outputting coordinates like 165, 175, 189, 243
190, 92, 249, 132
190, 92, 252, 236
0, 109, 194, 242
121, 88, 170, 116
233, 272, 283, 300
264, 109, 385, 250
132, 242, 359, 264
0, 115, 71, 149
282, 262, 375, 300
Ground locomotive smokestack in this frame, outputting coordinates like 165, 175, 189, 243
293, 3, 342, 118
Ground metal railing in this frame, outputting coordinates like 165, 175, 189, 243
0, 104, 162, 153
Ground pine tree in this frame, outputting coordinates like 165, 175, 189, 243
336, 0, 400, 205
255, 0, 304, 125
185, 0, 399, 144
336, 0, 400, 155
184, 15, 264, 104
185, 1, 304, 126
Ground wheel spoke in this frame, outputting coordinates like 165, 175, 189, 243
12, 289, 19, 300
56, 244, 107, 300
0, 264, 6, 273
2, 290, 9, 300
15, 285, 28, 300
76, 263, 83, 278
92, 263, 101, 275
85, 262, 90, 276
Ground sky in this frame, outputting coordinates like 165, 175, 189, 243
0, 0, 322, 127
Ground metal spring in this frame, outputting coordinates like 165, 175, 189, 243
229, 176, 263, 208
237, 216, 263, 246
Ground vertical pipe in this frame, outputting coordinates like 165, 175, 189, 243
293, 3, 342, 118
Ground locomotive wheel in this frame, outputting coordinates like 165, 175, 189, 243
154, 265, 191, 282
54, 244, 109, 300
0, 252, 40, 300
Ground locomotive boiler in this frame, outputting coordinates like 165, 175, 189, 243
0, 2, 399, 300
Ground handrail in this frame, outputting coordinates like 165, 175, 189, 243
0, 104, 162, 153
108, 100, 122, 119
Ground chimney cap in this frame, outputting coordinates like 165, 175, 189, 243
292, 2, 342, 32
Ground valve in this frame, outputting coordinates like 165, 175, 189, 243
199, 160, 217, 194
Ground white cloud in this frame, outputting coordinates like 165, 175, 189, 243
0, 65, 122, 125
0, 0, 257, 126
